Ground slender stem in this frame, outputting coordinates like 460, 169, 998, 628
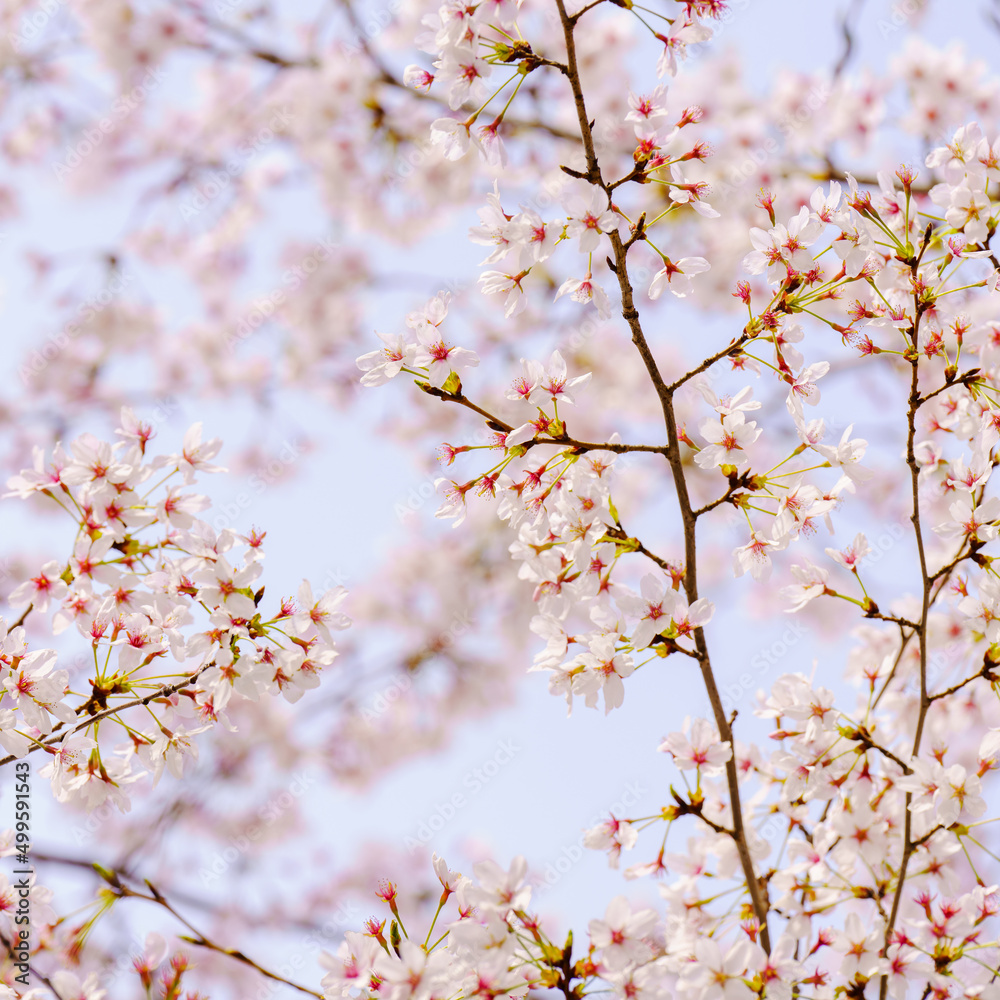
929, 662, 998, 702
125, 877, 323, 998
419, 384, 667, 454
665, 331, 755, 394
0, 664, 213, 768
551, 0, 771, 952
0, 930, 57, 992
879, 263, 934, 1000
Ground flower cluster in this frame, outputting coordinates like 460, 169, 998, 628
0, 411, 349, 811
349, 89, 1000, 1000
357, 292, 479, 390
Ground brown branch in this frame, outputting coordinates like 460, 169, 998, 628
0, 663, 213, 768
0, 929, 57, 992
865, 612, 921, 631
693, 483, 743, 518
872, 543, 972, 711
930, 544, 974, 583
911, 824, 946, 849
599, 524, 676, 576
832, 0, 866, 81
568, 0, 610, 23
10, 603, 32, 629
97, 868, 323, 998
664, 332, 756, 395
879, 232, 935, 1000
918, 368, 984, 405
928, 658, 999, 702
337, 0, 578, 141
847, 725, 912, 774
418, 383, 668, 455
551, 0, 771, 953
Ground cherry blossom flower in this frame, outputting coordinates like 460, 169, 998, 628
694, 411, 761, 472
373, 938, 450, 1000
655, 17, 712, 77
431, 853, 466, 895
831, 219, 877, 277
834, 912, 882, 979
648, 256, 710, 299
625, 86, 669, 128
781, 561, 829, 611
751, 936, 803, 1000
583, 814, 638, 868
116, 407, 156, 451
357, 332, 417, 387
462, 856, 531, 913
825, 532, 870, 572
435, 50, 491, 110
618, 574, 678, 649
556, 274, 612, 318
61, 433, 134, 497
667, 596, 714, 639
898, 759, 986, 828
176, 423, 225, 483
155, 486, 211, 530
114, 613, 167, 672
4, 443, 71, 498
403, 65, 434, 92
194, 557, 261, 618
413, 328, 480, 388
694, 381, 762, 416
830, 801, 889, 867
509, 207, 557, 269
926, 123, 987, 183
3, 648, 72, 733
430, 116, 479, 160
934, 494, 1000, 543
132, 932, 169, 990
733, 528, 787, 581
785, 361, 830, 416
0, 709, 30, 758
292, 581, 351, 643
135, 723, 209, 784
812, 424, 872, 491
810, 180, 843, 222
677, 937, 755, 1000
532, 350, 592, 405
49, 971, 107, 1000
743, 207, 823, 281
659, 718, 732, 775
589, 895, 657, 970
666, 163, 719, 217
38, 735, 98, 801
469, 182, 515, 265
572, 634, 635, 713
959, 577, 1000, 643
876, 943, 917, 1000
479, 269, 528, 318
565, 189, 618, 253
8, 561, 69, 613
980, 728, 1000, 772
505, 358, 545, 403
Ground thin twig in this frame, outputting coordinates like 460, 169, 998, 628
99, 868, 323, 998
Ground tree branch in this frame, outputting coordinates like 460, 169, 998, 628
98, 868, 324, 998
551, 0, 772, 953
